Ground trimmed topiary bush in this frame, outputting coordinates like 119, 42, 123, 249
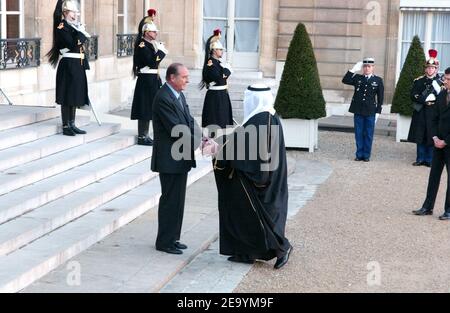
391, 35, 426, 116
274, 23, 326, 120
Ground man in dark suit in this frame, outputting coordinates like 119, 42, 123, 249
342, 57, 384, 162
413, 67, 450, 220
152, 63, 201, 254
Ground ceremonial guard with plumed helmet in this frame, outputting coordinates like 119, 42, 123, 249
131, 9, 168, 146
408, 49, 444, 167
200, 29, 234, 136
47, 0, 91, 136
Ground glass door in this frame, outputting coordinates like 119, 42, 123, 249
202, 0, 260, 70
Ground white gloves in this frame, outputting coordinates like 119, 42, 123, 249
157, 42, 168, 54
220, 62, 233, 74
425, 94, 436, 102
432, 80, 441, 94
375, 113, 380, 123
350, 61, 363, 73
77, 24, 91, 38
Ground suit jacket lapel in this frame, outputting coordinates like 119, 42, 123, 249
163, 84, 189, 123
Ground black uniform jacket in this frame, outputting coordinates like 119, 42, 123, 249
131, 40, 166, 120
202, 57, 233, 128
342, 71, 384, 116
55, 19, 90, 107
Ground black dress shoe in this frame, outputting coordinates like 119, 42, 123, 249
412, 208, 433, 216
274, 246, 293, 270
69, 121, 87, 134
354, 158, 362, 162
412, 161, 424, 166
363, 158, 370, 162
156, 246, 183, 255
439, 212, 450, 220
227, 256, 255, 264
137, 136, 153, 146
174, 242, 188, 250
63, 126, 76, 136
423, 162, 431, 168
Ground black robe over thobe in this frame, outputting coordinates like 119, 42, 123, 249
214, 111, 291, 260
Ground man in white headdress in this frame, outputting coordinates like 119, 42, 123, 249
211, 84, 293, 270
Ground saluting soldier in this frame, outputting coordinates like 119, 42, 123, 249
408, 49, 443, 167
131, 9, 168, 146
47, 0, 91, 136
342, 58, 384, 162
200, 29, 233, 137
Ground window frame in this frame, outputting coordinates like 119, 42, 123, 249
0, 0, 24, 39
397, 8, 450, 81
117, 0, 128, 35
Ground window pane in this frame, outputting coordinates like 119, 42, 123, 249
402, 12, 426, 41
204, 0, 227, 18
203, 20, 227, 50
400, 12, 426, 69
6, 0, 20, 12
431, 13, 450, 73
235, 20, 259, 52
118, 0, 124, 14
432, 13, 450, 42
7, 14, 20, 38
118, 16, 124, 34
235, 0, 260, 18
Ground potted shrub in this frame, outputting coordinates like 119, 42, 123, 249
274, 23, 326, 152
391, 35, 426, 142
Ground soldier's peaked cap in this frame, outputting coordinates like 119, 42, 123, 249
363, 57, 375, 65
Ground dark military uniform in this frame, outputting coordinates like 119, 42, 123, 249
201, 57, 233, 129
55, 19, 90, 107
408, 75, 442, 147
342, 71, 384, 160
343, 71, 384, 117
131, 40, 166, 121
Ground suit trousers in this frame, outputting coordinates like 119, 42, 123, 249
422, 146, 450, 213
156, 173, 188, 249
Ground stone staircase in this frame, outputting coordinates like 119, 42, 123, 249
124, 70, 279, 124
0, 105, 212, 293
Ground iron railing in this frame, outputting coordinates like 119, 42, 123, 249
117, 34, 138, 58
85, 35, 99, 61
0, 38, 41, 70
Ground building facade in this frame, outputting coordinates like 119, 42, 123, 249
0, 0, 449, 113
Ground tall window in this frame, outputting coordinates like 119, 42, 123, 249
0, 0, 23, 38
400, 11, 450, 74
118, 0, 128, 34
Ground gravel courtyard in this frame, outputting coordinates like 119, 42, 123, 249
236, 131, 450, 293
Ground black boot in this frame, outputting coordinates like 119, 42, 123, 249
69, 107, 87, 135
137, 136, 153, 146
137, 120, 152, 146
61, 106, 76, 136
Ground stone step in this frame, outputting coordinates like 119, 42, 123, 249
21, 158, 299, 293
0, 132, 136, 196
0, 116, 90, 152
0, 106, 60, 132
0, 123, 121, 172
0, 142, 152, 225
0, 154, 156, 257
0, 159, 213, 293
